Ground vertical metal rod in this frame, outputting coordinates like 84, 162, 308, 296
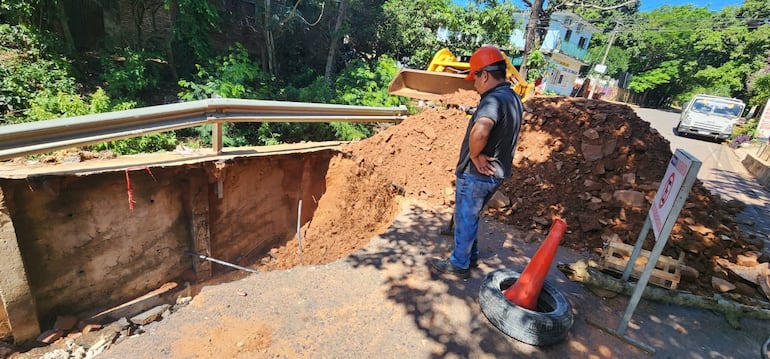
616, 235, 668, 334
297, 199, 303, 265
185, 251, 259, 274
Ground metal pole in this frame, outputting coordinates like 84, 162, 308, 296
185, 251, 260, 274
588, 21, 619, 99
297, 199, 304, 265
622, 217, 651, 281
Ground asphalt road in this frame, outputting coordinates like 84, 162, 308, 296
633, 106, 770, 254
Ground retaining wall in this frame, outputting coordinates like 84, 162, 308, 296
0, 147, 336, 342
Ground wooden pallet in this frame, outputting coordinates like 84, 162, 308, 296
600, 238, 684, 290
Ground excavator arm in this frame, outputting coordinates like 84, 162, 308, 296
388, 48, 535, 102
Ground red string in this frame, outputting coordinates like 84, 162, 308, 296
144, 166, 157, 182
125, 169, 134, 212
124, 166, 157, 211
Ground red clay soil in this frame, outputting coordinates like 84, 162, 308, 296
333, 95, 765, 298
253, 154, 402, 271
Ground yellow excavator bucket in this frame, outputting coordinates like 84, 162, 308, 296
388, 48, 535, 102
387, 69, 475, 102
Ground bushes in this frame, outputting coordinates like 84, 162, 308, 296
176, 45, 407, 145
100, 48, 161, 100
0, 24, 76, 121
3, 28, 407, 155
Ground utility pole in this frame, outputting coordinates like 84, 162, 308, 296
588, 21, 619, 100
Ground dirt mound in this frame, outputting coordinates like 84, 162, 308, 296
341, 96, 765, 297
254, 154, 402, 271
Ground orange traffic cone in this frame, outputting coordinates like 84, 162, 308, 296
504, 218, 567, 310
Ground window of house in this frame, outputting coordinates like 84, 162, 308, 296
558, 75, 564, 84
564, 30, 572, 42
578, 37, 587, 49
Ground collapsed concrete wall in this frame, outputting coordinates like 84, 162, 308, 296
0, 149, 335, 341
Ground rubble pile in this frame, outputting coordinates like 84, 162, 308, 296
344, 96, 768, 298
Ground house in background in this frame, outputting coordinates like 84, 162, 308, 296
510, 12, 600, 96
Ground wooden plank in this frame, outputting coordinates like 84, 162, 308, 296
83, 282, 178, 324
601, 238, 682, 290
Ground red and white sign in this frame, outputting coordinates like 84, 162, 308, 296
649, 149, 694, 239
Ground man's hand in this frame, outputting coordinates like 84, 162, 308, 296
469, 116, 495, 176
471, 153, 496, 176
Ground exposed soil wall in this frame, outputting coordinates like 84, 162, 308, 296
0, 149, 347, 332
3, 168, 190, 320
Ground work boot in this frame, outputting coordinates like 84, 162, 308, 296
470, 257, 478, 269
430, 258, 470, 279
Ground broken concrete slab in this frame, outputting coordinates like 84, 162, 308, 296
129, 304, 170, 326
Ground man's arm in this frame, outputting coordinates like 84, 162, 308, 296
469, 117, 496, 176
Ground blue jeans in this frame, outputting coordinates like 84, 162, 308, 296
450, 173, 503, 269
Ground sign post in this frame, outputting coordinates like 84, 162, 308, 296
589, 149, 701, 354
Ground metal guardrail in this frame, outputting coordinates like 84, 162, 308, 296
0, 98, 408, 161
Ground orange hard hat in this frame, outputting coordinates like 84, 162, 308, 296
465, 46, 506, 80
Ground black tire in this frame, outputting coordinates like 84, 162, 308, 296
479, 269, 574, 346
675, 122, 685, 136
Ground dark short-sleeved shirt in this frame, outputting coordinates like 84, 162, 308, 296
455, 82, 523, 179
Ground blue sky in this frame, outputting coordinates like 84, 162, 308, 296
638, 0, 742, 12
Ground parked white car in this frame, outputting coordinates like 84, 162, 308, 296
676, 94, 745, 141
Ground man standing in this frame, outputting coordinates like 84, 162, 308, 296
430, 46, 524, 279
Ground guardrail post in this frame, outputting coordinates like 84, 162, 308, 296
212, 123, 223, 155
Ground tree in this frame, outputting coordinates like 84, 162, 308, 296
1, 0, 76, 52
377, 0, 453, 67
736, 0, 770, 30
618, 3, 770, 106
444, 0, 518, 55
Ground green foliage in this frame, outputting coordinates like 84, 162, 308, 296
11, 87, 175, 155
0, 1, 34, 23
21, 91, 90, 122
164, 0, 220, 63
0, 24, 76, 118
628, 60, 679, 93
379, 0, 453, 67
178, 43, 271, 101
749, 74, 770, 108
690, 63, 746, 97
524, 50, 551, 83
292, 77, 335, 104
618, 3, 770, 105
736, 118, 758, 138
100, 48, 160, 99
330, 122, 370, 141
584, 45, 629, 79
90, 132, 178, 155
334, 56, 406, 107
19, 88, 131, 123
443, 1, 518, 55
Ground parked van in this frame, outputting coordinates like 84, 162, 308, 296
676, 94, 745, 140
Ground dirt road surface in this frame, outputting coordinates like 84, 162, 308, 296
90, 200, 768, 358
